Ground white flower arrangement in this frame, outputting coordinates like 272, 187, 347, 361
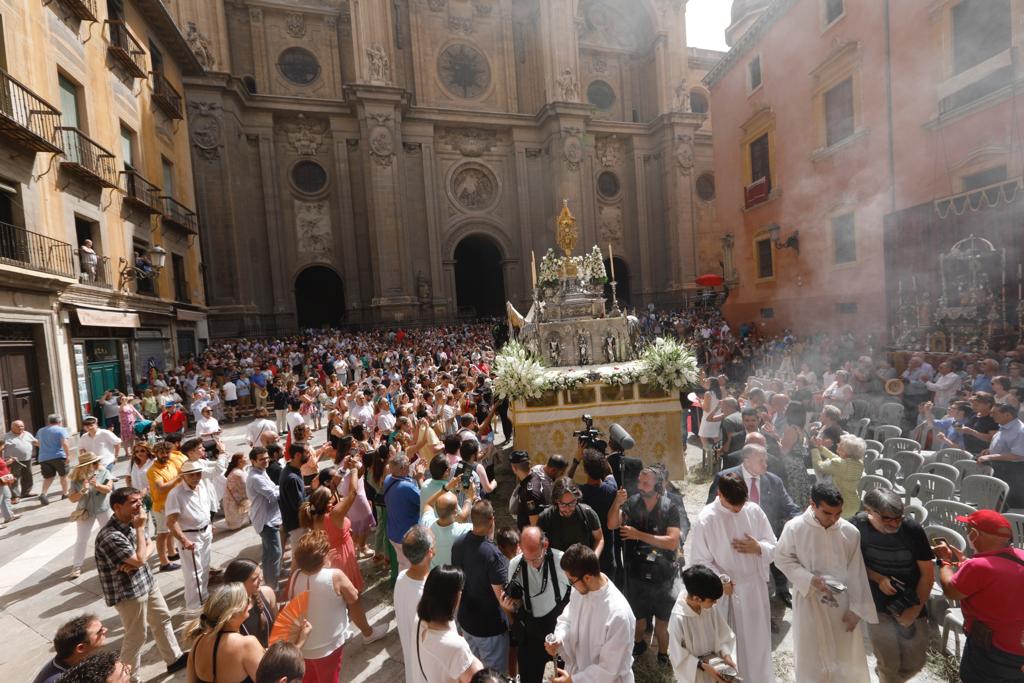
538, 249, 561, 288
638, 337, 700, 393
583, 246, 608, 284
492, 340, 549, 400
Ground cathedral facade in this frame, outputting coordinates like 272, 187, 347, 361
167, 0, 721, 336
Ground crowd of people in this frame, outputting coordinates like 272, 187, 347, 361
2, 316, 1022, 683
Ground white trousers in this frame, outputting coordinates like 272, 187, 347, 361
179, 528, 213, 611
73, 510, 112, 569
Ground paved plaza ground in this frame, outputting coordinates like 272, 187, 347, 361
0, 419, 955, 682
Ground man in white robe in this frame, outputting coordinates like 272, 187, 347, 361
689, 471, 776, 683
775, 483, 878, 683
546, 543, 635, 683
669, 564, 737, 683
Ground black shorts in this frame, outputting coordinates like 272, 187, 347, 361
225, 400, 238, 407
40, 459, 67, 479
626, 577, 675, 622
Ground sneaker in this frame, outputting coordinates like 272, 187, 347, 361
362, 625, 387, 645
67, 567, 81, 579
166, 653, 188, 673
632, 640, 648, 657
38, 494, 49, 506
160, 562, 181, 572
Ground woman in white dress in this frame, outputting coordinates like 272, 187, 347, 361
414, 566, 484, 683
697, 379, 723, 451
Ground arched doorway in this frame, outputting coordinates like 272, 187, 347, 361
454, 235, 505, 317
294, 266, 345, 328
604, 257, 631, 308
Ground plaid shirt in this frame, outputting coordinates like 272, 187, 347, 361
95, 516, 154, 606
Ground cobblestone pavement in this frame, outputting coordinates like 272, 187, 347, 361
0, 420, 954, 682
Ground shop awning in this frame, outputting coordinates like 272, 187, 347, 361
176, 308, 206, 322
76, 308, 141, 328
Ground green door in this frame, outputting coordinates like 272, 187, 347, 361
87, 362, 122, 403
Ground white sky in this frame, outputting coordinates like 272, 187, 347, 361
685, 0, 732, 52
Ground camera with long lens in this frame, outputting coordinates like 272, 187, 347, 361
572, 414, 602, 448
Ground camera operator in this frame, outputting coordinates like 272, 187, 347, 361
503, 527, 571, 683
538, 478, 604, 557
575, 448, 618, 575
608, 467, 683, 665
510, 451, 547, 528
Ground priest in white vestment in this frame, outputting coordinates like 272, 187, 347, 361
547, 543, 636, 683
689, 471, 776, 683
669, 564, 737, 683
775, 483, 878, 683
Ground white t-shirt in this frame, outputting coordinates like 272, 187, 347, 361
394, 571, 426, 683
286, 411, 305, 433
222, 381, 237, 401
412, 622, 476, 683
79, 429, 122, 468
196, 416, 220, 439
129, 458, 153, 493
165, 481, 213, 530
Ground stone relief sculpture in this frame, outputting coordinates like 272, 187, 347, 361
556, 68, 579, 102
674, 134, 694, 175
188, 102, 223, 161
366, 46, 390, 83
548, 335, 562, 366
563, 133, 584, 172
596, 137, 623, 168
672, 79, 690, 112
598, 205, 623, 243
368, 113, 395, 167
285, 116, 324, 156
295, 201, 333, 256
577, 332, 590, 366
604, 332, 618, 363
186, 22, 216, 70
286, 13, 306, 38
440, 128, 498, 157
452, 165, 497, 211
417, 271, 432, 301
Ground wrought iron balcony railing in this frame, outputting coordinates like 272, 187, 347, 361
75, 250, 113, 288
0, 221, 76, 279
0, 69, 63, 154
121, 170, 162, 214
151, 72, 183, 120
57, 127, 119, 189
58, 0, 98, 22
107, 21, 147, 79
160, 195, 199, 233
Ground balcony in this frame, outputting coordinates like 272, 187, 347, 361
160, 195, 199, 234
107, 21, 147, 79
151, 72, 183, 120
74, 250, 113, 288
121, 170, 162, 214
57, 128, 119, 189
744, 176, 772, 209
0, 69, 63, 154
57, 0, 98, 22
0, 222, 75, 279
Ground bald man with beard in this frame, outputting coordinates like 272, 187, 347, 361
423, 481, 474, 568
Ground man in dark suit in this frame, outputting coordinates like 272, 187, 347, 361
708, 443, 802, 610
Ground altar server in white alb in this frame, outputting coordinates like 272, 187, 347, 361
688, 470, 776, 683
165, 460, 214, 611
775, 483, 878, 683
545, 543, 635, 683
668, 564, 737, 683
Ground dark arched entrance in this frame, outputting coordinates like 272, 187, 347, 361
604, 258, 631, 308
294, 266, 345, 328
454, 235, 505, 317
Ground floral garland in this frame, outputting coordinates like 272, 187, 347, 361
494, 337, 698, 400
538, 246, 608, 287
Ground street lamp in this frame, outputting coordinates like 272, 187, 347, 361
118, 245, 167, 292
767, 223, 799, 254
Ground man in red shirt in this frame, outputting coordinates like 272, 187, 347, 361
160, 402, 188, 438
935, 510, 1024, 682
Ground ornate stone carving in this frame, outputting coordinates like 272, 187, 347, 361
286, 13, 306, 38
579, 2, 633, 49
563, 132, 584, 172
556, 68, 579, 102
417, 271, 432, 300
186, 22, 216, 70
427, 0, 447, 10
598, 204, 623, 243
368, 113, 394, 167
674, 134, 694, 175
249, 7, 262, 23
672, 79, 690, 112
525, 148, 543, 158
439, 127, 498, 157
451, 163, 498, 211
295, 201, 333, 256
366, 46, 390, 83
325, 15, 338, 30
592, 54, 608, 73
188, 101, 223, 161
473, 0, 493, 17
596, 136, 623, 168
448, 15, 474, 34
285, 115, 324, 156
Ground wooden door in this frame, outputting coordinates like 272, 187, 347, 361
0, 347, 42, 432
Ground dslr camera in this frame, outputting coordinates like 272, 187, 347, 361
573, 414, 602, 448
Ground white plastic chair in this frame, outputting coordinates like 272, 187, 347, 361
903, 472, 955, 505
891, 450, 925, 481
959, 474, 1009, 511
883, 438, 922, 459
873, 425, 902, 442
925, 499, 977, 544
920, 461, 960, 485
1004, 513, 1024, 550
934, 448, 971, 465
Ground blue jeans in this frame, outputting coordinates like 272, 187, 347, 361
260, 525, 282, 589
0, 483, 13, 521
462, 630, 509, 674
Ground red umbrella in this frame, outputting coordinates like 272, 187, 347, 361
695, 273, 724, 287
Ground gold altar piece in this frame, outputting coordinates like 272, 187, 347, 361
556, 199, 578, 257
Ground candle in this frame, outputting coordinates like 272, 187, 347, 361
1019, 263, 1022, 300
531, 250, 537, 289
608, 243, 616, 279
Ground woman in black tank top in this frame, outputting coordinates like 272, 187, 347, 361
184, 584, 264, 683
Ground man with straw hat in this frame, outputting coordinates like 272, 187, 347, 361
165, 460, 213, 611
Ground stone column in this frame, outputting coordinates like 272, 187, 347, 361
443, 258, 458, 317
661, 121, 702, 289
255, 128, 289, 315
349, 0, 396, 86
329, 119, 364, 319
537, 0, 580, 102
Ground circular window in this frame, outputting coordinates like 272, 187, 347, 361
587, 80, 616, 110
696, 173, 716, 201
691, 91, 709, 114
278, 47, 320, 85
597, 171, 620, 199
438, 44, 492, 99
291, 160, 328, 194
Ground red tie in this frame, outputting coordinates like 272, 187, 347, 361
750, 476, 760, 504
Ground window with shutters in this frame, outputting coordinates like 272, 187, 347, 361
750, 134, 770, 184
755, 235, 774, 280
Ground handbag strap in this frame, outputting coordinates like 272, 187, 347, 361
416, 618, 427, 680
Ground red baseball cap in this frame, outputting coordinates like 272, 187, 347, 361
955, 510, 1012, 537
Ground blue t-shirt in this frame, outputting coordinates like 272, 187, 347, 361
36, 425, 69, 462
384, 475, 421, 543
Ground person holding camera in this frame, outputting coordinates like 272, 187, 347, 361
852, 488, 934, 683
539, 478, 604, 557
510, 451, 548, 529
607, 467, 683, 665
504, 527, 571, 683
